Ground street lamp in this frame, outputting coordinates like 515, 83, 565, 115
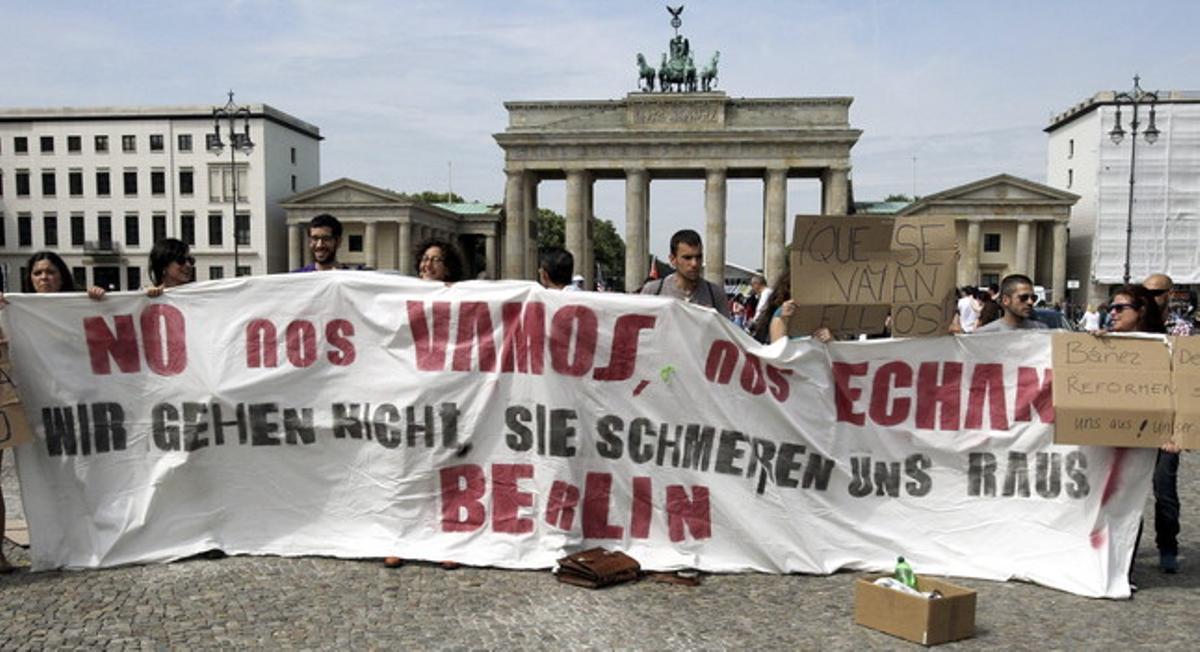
1108, 75, 1159, 285
208, 91, 255, 277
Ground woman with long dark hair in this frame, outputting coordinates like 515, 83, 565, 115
2, 251, 103, 572
146, 238, 195, 297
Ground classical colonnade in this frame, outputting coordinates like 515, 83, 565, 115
494, 93, 862, 291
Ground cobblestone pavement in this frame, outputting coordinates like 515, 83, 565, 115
3, 451, 1197, 650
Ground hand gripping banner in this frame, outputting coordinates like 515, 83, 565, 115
0, 273, 1152, 598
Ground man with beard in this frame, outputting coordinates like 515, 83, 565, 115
974, 274, 1047, 332
293, 213, 354, 272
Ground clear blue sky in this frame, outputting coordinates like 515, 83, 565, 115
6, 0, 1198, 268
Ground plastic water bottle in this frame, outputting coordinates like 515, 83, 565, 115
894, 556, 917, 589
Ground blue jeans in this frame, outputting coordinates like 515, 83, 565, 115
1154, 450, 1180, 554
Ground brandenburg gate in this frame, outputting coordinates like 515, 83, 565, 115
495, 92, 862, 290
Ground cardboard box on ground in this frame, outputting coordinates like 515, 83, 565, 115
854, 575, 976, 646
1051, 333, 1197, 449
787, 215, 958, 339
0, 342, 34, 451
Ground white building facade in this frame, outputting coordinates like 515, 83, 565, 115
1045, 90, 1200, 305
0, 104, 320, 291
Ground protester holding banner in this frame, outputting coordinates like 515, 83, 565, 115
640, 229, 731, 319
537, 248, 575, 291
293, 213, 360, 272
144, 239, 194, 297
1, 250, 106, 572
416, 239, 466, 284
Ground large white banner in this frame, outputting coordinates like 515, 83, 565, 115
0, 273, 1153, 598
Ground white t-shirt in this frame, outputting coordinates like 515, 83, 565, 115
1080, 310, 1101, 332
957, 296, 980, 332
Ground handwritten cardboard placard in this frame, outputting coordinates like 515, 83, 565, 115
1171, 336, 1200, 450
1, 342, 34, 450
1051, 333, 1174, 448
787, 215, 957, 338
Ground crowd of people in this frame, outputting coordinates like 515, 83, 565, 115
0, 213, 1190, 582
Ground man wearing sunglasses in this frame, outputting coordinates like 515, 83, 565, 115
974, 274, 1047, 333
1143, 273, 1187, 574
1145, 273, 1194, 337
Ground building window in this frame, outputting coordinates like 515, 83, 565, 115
71, 213, 85, 246
179, 168, 194, 195
208, 212, 224, 246
236, 213, 250, 246
41, 170, 56, 197
67, 135, 82, 153
125, 213, 139, 247
0, 214, 5, 247
72, 267, 87, 288
16, 170, 30, 196
151, 169, 165, 196
236, 266, 251, 278
983, 233, 1002, 253
1067, 169, 1073, 188
95, 135, 109, 153
178, 134, 193, 152
0, 172, 3, 197
96, 170, 111, 196
123, 169, 138, 196
149, 134, 164, 151
97, 213, 113, 246
1068, 139, 1074, 159
40, 136, 54, 153
181, 212, 195, 246
126, 266, 142, 291
69, 169, 83, 196
348, 234, 364, 252
207, 164, 249, 202
152, 213, 167, 244
291, 174, 297, 192
982, 273, 1000, 288
19, 213, 33, 247
290, 147, 297, 164
122, 135, 136, 152
43, 213, 58, 247
14, 137, 28, 154
209, 266, 225, 280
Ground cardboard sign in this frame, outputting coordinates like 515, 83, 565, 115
1171, 336, 1200, 449
788, 215, 957, 338
1, 342, 34, 450
1051, 333, 1174, 448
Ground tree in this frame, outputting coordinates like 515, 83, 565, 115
883, 193, 916, 203
402, 191, 465, 204
533, 208, 626, 290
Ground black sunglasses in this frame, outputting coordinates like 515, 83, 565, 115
175, 255, 195, 266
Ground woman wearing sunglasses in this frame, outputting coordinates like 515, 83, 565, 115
146, 238, 195, 297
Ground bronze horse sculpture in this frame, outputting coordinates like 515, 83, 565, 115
701, 51, 719, 92
636, 53, 656, 92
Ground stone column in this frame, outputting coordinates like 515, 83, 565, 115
288, 223, 302, 271
704, 167, 728, 288
963, 219, 982, 287
583, 176, 595, 289
565, 169, 588, 280
364, 221, 378, 269
1027, 222, 1039, 285
763, 167, 788, 283
484, 233, 498, 279
1014, 220, 1031, 275
1052, 220, 1068, 302
523, 174, 539, 280
503, 169, 525, 279
821, 167, 850, 215
624, 168, 649, 292
397, 220, 412, 275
